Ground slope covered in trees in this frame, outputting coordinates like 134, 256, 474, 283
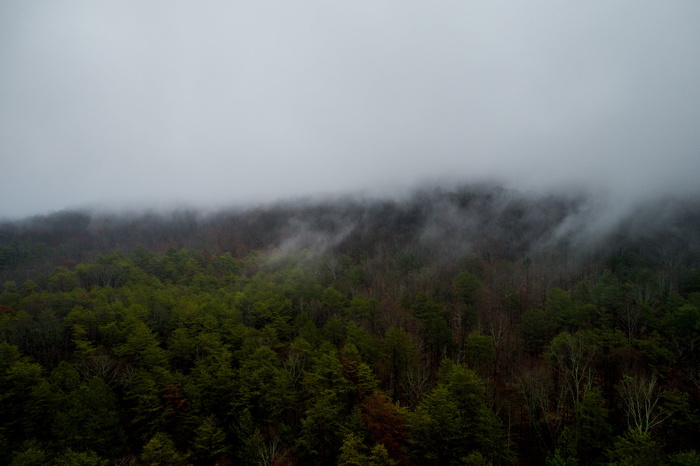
1, 184, 700, 464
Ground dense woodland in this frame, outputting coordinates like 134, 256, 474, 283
1, 185, 700, 465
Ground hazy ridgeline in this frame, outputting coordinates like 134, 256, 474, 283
3, 183, 700, 282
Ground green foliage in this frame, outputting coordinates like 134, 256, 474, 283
463, 451, 493, 466
0, 343, 50, 448
338, 432, 398, 466
1, 213, 700, 466
407, 362, 514, 465
49, 360, 81, 393
662, 303, 700, 361
669, 451, 700, 466
192, 416, 227, 463
347, 295, 379, 321
237, 344, 291, 426
296, 389, 344, 463
52, 377, 125, 455
546, 288, 596, 330
592, 271, 625, 313
113, 319, 167, 368
9, 440, 48, 466
576, 387, 612, 461
47, 267, 79, 293
337, 433, 366, 465
379, 327, 419, 400
520, 308, 559, 353
407, 384, 463, 464
411, 292, 444, 321
345, 320, 379, 362
54, 449, 108, 466
141, 432, 188, 466
465, 331, 495, 372
424, 315, 453, 362
455, 272, 481, 306
520, 289, 597, 354
605, 428, 661, 466
547, 428, 578, 466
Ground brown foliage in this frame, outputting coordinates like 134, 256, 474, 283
360, 392, 408, 465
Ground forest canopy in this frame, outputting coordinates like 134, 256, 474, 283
1, 184, 700, 465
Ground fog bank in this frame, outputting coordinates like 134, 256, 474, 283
2, 2, 699, 219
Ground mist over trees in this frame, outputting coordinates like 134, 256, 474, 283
1, 183, 700, 464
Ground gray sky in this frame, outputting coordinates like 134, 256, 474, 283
2, 1, 700, 219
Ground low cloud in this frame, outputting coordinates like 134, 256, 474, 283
1, 2, 699, 219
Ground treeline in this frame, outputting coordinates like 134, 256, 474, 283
0, 186, 602, 279
1, 185, 700, 464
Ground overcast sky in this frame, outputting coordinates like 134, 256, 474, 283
1, 1, 699, 219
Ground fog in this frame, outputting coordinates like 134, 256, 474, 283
2, 2, 700, 219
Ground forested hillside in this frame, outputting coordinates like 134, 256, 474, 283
1, 185, 700, 465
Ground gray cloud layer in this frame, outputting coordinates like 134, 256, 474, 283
2, 1, 700, 218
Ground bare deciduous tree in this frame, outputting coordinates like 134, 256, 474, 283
401, 365, 432, 408
512, 365, 564, 448
547, 331, 598, 424
617, 373, 674, 433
